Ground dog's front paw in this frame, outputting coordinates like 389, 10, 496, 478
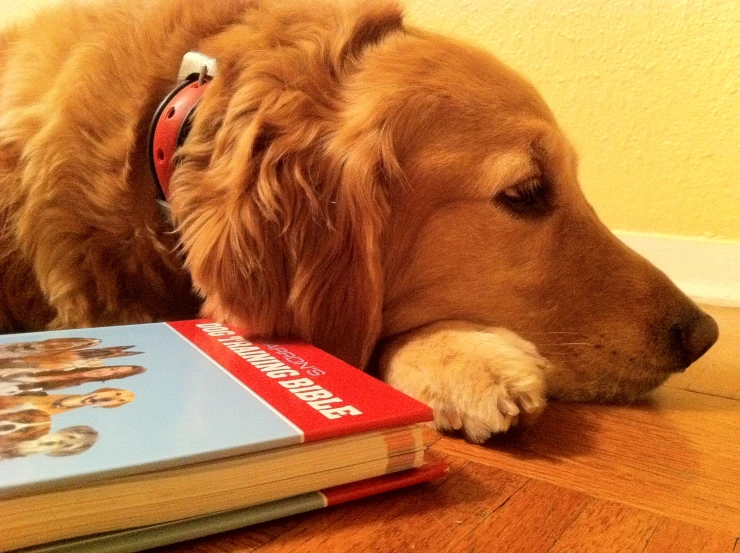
379, 322, 547, 443
429, 352, 546, 443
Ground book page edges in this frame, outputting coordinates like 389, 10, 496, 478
2, 426, 425, 550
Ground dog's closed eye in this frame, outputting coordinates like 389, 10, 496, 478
493, 177, 553, 218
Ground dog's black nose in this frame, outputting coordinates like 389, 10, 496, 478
670, 310, 719, 371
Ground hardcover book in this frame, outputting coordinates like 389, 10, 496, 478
22, 463, 448, 553
0, 320, 436, 551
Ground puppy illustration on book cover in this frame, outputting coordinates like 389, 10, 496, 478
0, 336, 144, 461
0, 338, 102, 359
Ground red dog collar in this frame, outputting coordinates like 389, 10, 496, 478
148, 53, 216, 200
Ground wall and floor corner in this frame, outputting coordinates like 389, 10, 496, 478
2, 0, 738, 305
405, 0, 740, 306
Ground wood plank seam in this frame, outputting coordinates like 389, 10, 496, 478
353, 464, 530, 553
636, 521, 659, 553
542, 497, 616, 553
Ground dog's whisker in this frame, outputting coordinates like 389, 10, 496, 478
536, 342, 595, 347
529, 331, 591, 337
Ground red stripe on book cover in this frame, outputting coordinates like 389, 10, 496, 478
167, 320, 433, 442
321, 463, 449, 506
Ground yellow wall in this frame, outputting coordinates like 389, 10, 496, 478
0, 0, 60, 27
3, 0, 738, 240
404, 0, 739, 240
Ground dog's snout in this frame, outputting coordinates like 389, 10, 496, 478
669, 309, 719, 372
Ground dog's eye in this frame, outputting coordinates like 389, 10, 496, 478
494, 178, 551, 217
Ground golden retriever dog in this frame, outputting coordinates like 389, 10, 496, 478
0, 0, 718, 442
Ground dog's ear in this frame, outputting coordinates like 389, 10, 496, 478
289, 119, 402, 370
336, 1, 404, 65
171, 1, 404, 369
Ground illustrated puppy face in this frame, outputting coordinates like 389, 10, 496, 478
0, 338, 101, 359
370, 31, 718, 401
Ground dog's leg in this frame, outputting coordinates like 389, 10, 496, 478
12, 182, 198, 330
0, 248, 55, 333
379, 321, 548, 443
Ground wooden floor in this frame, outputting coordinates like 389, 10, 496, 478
159, 305, 740, 553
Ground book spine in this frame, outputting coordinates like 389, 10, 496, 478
320, 462, 449, 506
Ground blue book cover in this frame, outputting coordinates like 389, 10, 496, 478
0, 320, 433, 498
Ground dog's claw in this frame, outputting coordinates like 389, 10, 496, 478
433, 405, 464, 431
497, 396, 520, 417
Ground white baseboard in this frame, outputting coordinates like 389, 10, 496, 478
614, 231, 740, 307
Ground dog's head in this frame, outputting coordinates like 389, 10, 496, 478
171, 0, 718, 402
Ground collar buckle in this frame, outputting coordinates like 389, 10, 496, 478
178, 51, 218, 83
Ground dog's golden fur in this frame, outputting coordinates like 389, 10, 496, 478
0, 0, 718, 442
